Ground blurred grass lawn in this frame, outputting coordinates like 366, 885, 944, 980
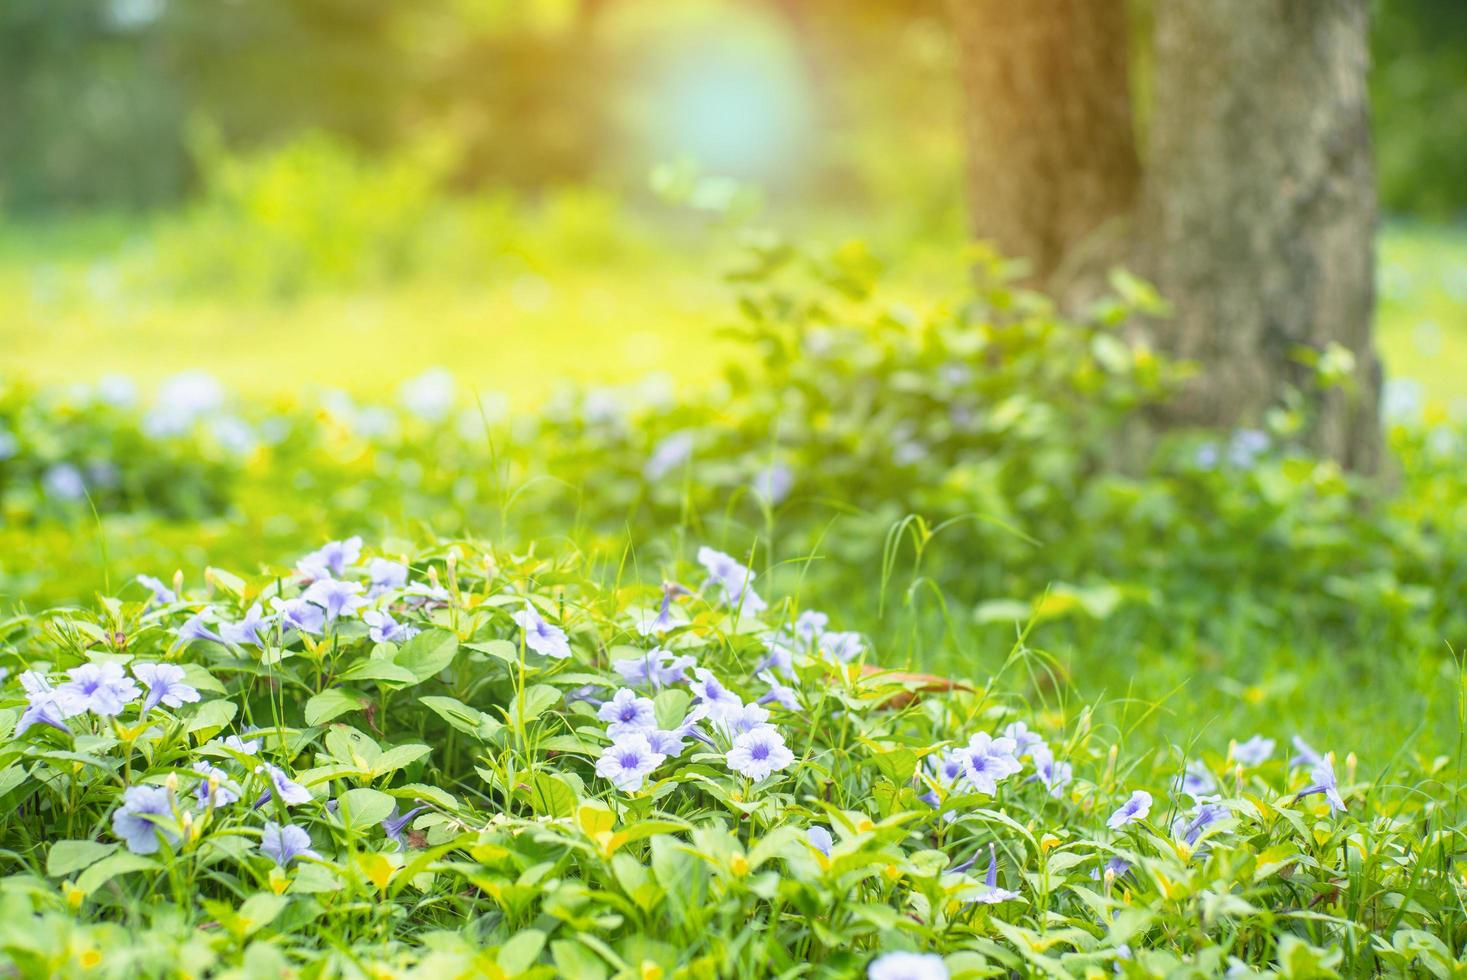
1, 220, 1462, 408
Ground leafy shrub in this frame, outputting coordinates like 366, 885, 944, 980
0, 536, 1455, 976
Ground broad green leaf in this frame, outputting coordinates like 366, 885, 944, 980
338, 787, 396, 828
339, 660, 417, 685
235, 893, 288, 936
47, 840, 118, 877
304, 688, 367, 726
505, 684, 561, 727
653, 688, 691, 730
186, 699, 238, 738
522, 772, 577, 818
76, 852, 158, 895
498, 928, 547, 974
420, 696, 501, 742
395, 629, 459, 683
372, 743, 432, 776
325, 726, 381, 767
551, 940, 610, 980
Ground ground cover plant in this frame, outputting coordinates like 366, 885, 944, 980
3, 536, 1463, 978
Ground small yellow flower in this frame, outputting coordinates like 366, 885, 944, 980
640, 961, 664, 980
729, 854, 750, 877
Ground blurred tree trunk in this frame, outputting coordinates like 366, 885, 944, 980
947, 0, 1140, 282
1138, 0, 1382, 472
947, 0, 1383, 472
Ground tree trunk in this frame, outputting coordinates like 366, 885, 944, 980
947, 0, 1141, 283
1138, 0, 1382, 472
947, 0, 1384, 472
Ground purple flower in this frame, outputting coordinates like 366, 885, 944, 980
255, 763, 312, 807
260, 822, 319, 866
710, 701, 771, 740
222, 733, 262, 755
512, 605, 571, 659
1108, 790, 1152, 830
1233, 735, 1275, 767
807, 825, 834, 857
1299, 755, 1347, 812
15, 671, 69, 737
136, 574, 177, 605
612, 648, 694, 689
958, 733, 1022, 795
1173, 800, 1230, 846
133, 662, 201, 714
595, 732, 666, 792
794, 611, 828, 642
112, 785, 179, 855
1031, 746, 1073, 798
382, 805, 428, 850
970, 845, 1021, 904
366, 558, 409, 598
1180, 761, 1217, 798
644, 431, 695, 481
43, 463, 87, 502
689, 668, 743, 721
177, 614, 227, 647
644, 726, 696, 758
751, 462, 794, 504
759, 637, 796, 677
1002, 722, 1046, 759
696, 547, 766, 614
726, 726, 795, 781
271, 597, 326, 636
756, 672, 800, 711
1290, 736, 1325, 768
296, 536, 362, 580
54, 662, 141, 718
929, 750, 967, 790
303, 578, 367, 622
819, 631, 864, 662
363, 609, 419, 644
598, 688, 657, 738
635, 586, 685, 637
194, 762, 241, 809
868, 952, 948, 980
220, 603, 269, 647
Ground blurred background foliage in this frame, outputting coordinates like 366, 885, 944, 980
0, 0, 1464, 755
0, 0, 1461, 218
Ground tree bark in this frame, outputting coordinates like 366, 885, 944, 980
947, 0, 1384, 472
947, 0, 1141, 283
1137, 0, 1382, 472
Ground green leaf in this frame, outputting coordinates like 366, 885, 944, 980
372, 743, 432, 776
304, 688, 367, 726
464, 639, 520, 668
338, 787, 396, 828
75, 852, 157, 895
868, 747, 918, 785
522, 772, 578, 819
236, 893, 289, 936
498, 928, 547, 974
186, 699, 238, 738
505, 684, 561, 727
325, 726, 381, 767
47, 839, 118, 877
653, 688, 691, 730
551, 940, 610, 980
339, 660, 418, 685
420, 696, 500, 741
395, 629, 459, 683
